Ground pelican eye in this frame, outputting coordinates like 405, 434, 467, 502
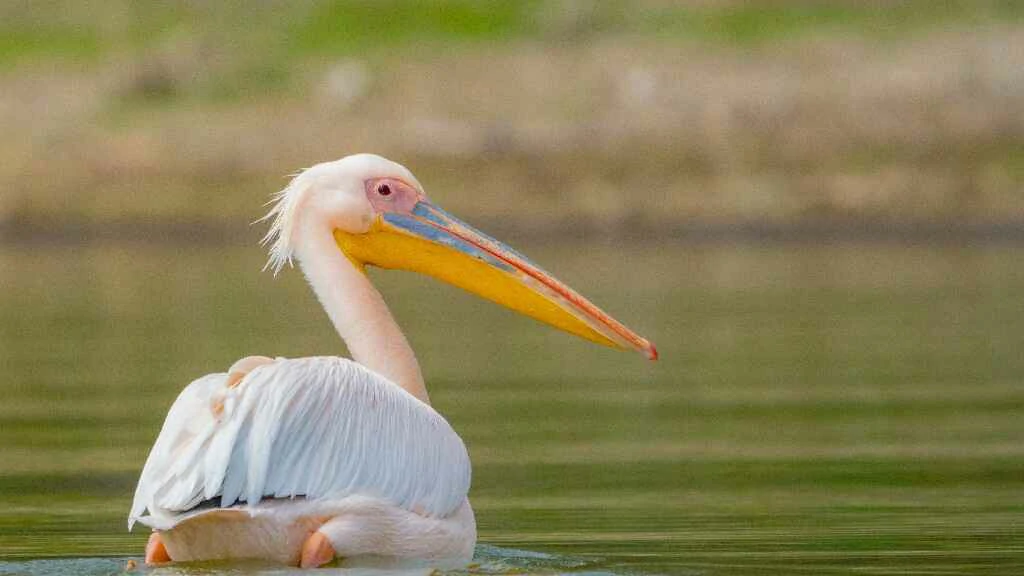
377, 183, 392, 197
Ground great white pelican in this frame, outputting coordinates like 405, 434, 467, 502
128, 154, 656, 568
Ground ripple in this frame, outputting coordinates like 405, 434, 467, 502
0, 545, 618, 576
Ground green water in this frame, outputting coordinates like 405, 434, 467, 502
1, 241, 1023, 574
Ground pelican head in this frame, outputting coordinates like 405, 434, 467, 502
263, 153, 656, 360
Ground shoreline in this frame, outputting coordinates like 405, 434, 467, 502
4, 216, 1023, 246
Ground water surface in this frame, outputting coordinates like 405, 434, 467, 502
1, 241, 1022, 574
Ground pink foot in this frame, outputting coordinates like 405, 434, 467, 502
145, 532, 171, 564
300, 531, 336, 568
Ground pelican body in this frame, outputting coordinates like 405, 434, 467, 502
129, 154, 655, 568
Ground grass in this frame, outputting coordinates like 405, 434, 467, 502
0, 27, 102, 65
4, 0, 1024, 68
291, 1, 541, 55
639, 0, 1024, 44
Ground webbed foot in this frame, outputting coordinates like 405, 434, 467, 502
145, 532, 171, 564
300, 531, 336, 568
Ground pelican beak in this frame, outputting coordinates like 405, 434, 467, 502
334, 199, 657, 360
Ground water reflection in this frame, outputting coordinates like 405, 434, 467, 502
0, 545, 602, 575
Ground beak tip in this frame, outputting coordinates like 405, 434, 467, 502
644, 341, 658, 361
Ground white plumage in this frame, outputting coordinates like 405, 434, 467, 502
129, 356, 473, 563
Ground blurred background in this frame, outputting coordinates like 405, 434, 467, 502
1, 1, 1023, 574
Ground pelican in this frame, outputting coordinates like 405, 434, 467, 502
128, 154, 656, 569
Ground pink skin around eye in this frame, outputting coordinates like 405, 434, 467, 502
365, 178, 421, 215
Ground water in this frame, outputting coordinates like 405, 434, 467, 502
1, 241, 1023, 574
0, 545, 603, 575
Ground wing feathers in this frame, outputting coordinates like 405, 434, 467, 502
130, 357, 470, 529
